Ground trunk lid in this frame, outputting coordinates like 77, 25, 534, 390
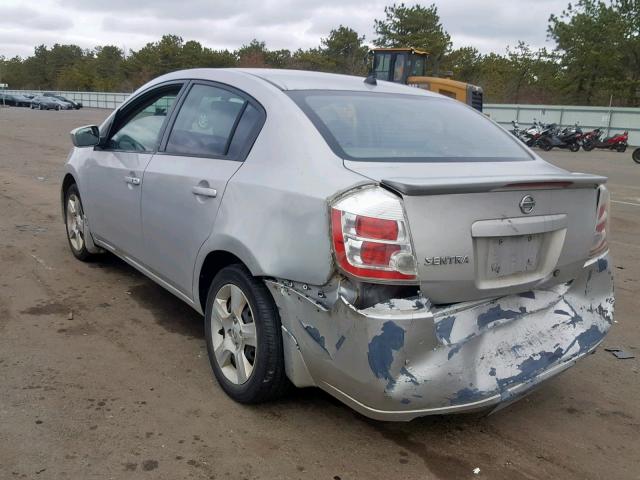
345, 159, 606, 304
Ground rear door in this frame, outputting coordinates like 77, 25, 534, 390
140, 81, 265, 297
83, 84, 183, 261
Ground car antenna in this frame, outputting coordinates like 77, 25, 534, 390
364, 73, 377, 86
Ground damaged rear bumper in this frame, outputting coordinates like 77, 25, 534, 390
265, 254, 614, 421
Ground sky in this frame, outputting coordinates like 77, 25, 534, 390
0, 0, 570, 59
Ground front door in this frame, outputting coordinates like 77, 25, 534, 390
140, 82, 265, 297
84, 85, 183, 262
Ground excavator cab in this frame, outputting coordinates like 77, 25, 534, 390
370, 48, 483, 112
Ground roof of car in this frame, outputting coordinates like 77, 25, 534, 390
154, 68, 437, 97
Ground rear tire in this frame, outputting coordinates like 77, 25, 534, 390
582, 141, 594, 151
540, 141, 553, 151
633, 148, 640, 164
569, 143, 580, 152
64, 184, 97, 262
616, 143, 627, 153
205, 264, 288, 404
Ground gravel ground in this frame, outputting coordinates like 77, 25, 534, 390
0, 106, 638, 480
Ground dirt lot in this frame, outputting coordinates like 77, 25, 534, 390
0, 106, 638, 480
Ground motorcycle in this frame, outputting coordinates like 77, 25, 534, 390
582, 129, 628, 152
537, 123, 583, 152
633, 147, 640, 164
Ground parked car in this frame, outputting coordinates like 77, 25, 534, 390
0, 93, 31, 107
61, 69, 614, 421
43, 92, 83, 109
31, 95, 66, 110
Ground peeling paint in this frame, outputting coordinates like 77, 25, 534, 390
447, 344, 462, 360
564, 324, 605, 358
477, 304, 522, 329
489, 367, 496, 376
303, 324, 328, 354
435, 315, 456, 344
400, 398, 411, 405
450, 387, 489, 404
518, 291, 536, 299
497, 348, 564, 389
367, 321, 405, 390
597, 257, 608, 273
335, 335, 346, 351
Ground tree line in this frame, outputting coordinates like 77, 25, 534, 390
1, 0, 638, 106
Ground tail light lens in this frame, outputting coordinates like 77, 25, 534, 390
589, 185, 610, 258
330, 186, 417, 281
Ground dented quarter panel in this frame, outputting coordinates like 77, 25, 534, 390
266, 254, 613, 421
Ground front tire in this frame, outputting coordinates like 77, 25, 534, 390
633, 148, 640, 164
582, 141, 594, 151
64, 184, 96, 262
569, 143, 580, 152
205, 264, 288, 404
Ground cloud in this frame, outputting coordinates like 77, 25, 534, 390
0, 4, 73, 31
0, 0, 570, 58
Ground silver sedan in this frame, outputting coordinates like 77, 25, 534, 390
61, 69, 614, 420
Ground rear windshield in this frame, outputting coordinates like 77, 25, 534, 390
288, 90, 530, 162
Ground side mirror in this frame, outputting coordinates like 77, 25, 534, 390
70, 125, 100, 147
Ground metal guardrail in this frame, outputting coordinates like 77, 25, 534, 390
3, 89, 639, 146
485, 103, 640, 146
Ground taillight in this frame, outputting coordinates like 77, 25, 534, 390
330, 186, 417, 281
589, 185, 610, 258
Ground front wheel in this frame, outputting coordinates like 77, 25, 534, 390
616, 143, 627, 153
582, 141, 594, 151
64, 184, 97, 262
205, 264, 288, 404
539, 141, 553, 151
633, 148, 640, 164
569, 143, 580, 152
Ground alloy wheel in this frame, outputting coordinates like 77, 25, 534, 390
66, 194, 85, 251
210, 283, 257, 385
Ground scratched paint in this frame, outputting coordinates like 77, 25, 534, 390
367, 321, 405, 390
335, 335, 346, 351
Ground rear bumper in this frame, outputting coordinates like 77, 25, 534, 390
266, 254, 614, 421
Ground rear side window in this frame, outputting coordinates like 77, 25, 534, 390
288, 91, 530, 162
166, 84, 246, 157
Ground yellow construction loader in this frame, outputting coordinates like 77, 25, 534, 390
369, 47, 483, 111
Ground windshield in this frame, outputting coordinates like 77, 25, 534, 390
288, 91, 530, 162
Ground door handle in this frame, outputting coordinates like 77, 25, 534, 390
192, 186, 217, 198
124, 175, 141, 186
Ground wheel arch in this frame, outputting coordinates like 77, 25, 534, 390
61, 173, 77, 222
197, 250, 252, 313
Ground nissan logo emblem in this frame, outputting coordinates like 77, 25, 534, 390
519, 195, 536, 214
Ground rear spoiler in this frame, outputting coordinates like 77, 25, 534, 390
381, 173, 607, 196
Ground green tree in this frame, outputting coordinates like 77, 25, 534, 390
374, 3, 451, 60
548, 0, 635, 105
321, 25, 368, 75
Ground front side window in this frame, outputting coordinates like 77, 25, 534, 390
165, 84, 246, 157
374, 53, 392, 81
109, 88, 180, 152
393, 54, 406, 82
289, 91, 530, 162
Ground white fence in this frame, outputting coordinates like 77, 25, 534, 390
4, 89, 640, 146
485, 103, 640, 146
